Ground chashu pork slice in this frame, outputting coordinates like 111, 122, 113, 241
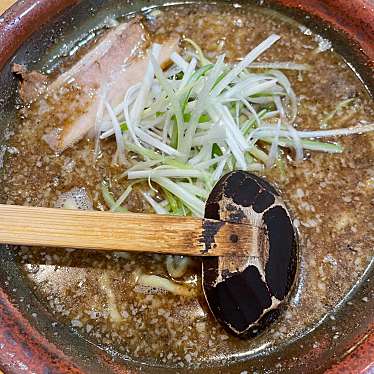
12, 64, 48, 103
14, 18, 179, 153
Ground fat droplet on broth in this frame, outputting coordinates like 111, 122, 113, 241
24, 263, 40, 274
54, 187, 93, 210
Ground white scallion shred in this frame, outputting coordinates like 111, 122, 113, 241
136, 273, 196, 297
142, 192, 169, 214
104, 101, 125, 164
247, 62, 312, 71
110, 185, 132, 212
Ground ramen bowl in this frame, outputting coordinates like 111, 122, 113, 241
0, 0, 373, 373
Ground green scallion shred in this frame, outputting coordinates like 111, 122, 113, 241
120, 122, 128, 132
184, 38, 211, 66
101, 182, 128, 213
212, 143, 223, 157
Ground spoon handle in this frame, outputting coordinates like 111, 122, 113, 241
0, 204, 257, 256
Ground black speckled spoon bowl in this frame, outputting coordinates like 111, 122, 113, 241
202, 171, 298, 337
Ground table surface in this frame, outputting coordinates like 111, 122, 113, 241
0, 0, 16, 15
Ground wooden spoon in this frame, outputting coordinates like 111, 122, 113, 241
0, 171, 298, 338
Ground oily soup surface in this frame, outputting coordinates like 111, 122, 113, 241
1, 4, 373, 367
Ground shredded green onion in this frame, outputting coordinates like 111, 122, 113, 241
96, 36, 373, 217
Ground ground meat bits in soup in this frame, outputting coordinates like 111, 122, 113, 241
0, 3, 373, 368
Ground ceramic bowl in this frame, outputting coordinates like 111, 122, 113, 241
0, 1, 372, 373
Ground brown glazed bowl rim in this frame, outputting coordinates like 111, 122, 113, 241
0, 0, 373, 373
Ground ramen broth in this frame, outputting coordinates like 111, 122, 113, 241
0, 3, 373, 368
